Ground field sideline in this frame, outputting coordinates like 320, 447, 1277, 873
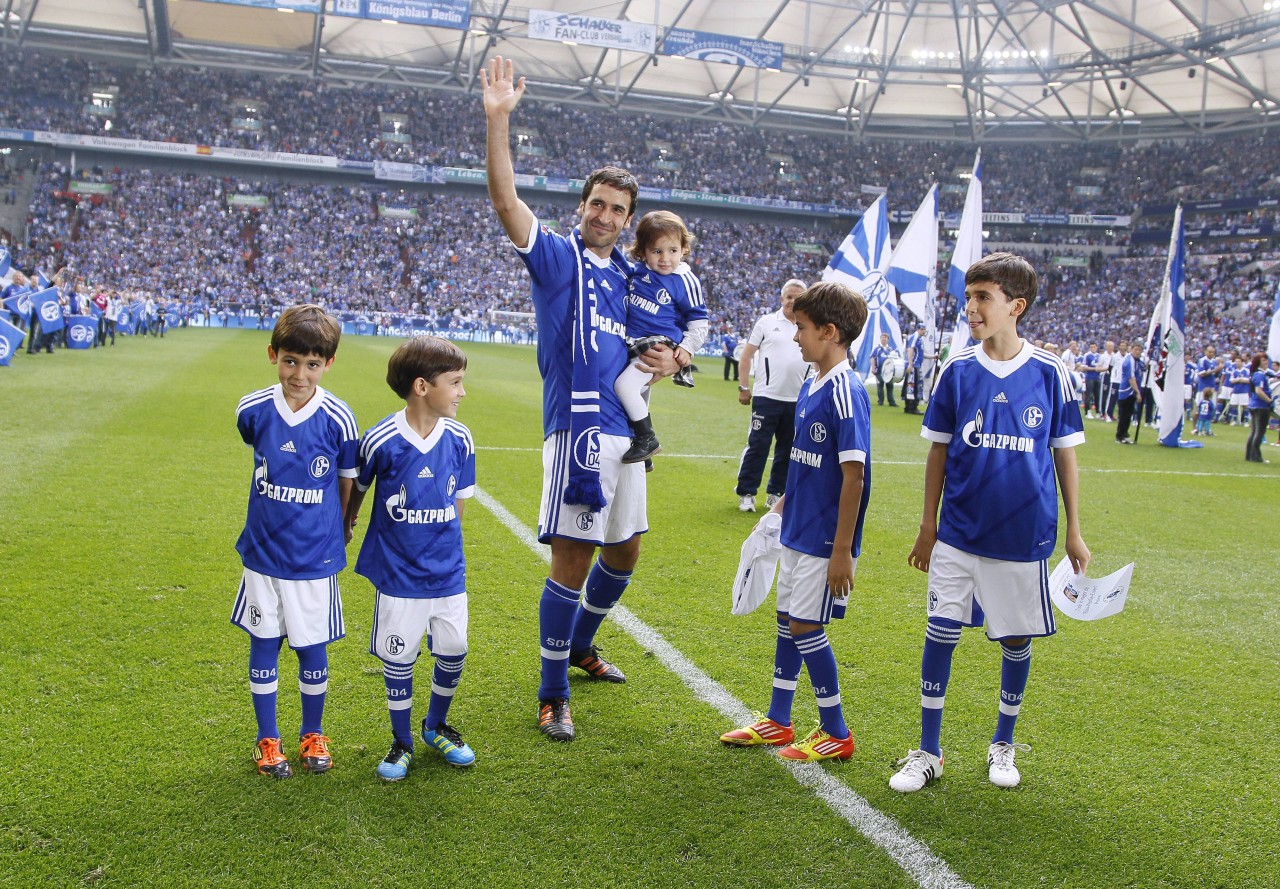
1, 329, 1275, 889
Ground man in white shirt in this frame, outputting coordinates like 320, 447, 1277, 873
735, 279, 811, 513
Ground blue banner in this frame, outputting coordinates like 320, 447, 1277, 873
117, 306, 136, 335
1142, 195, 1280, 216
661, 28, 783, 69
3, 291, 32, 318
192, 0, 322, 11
328, 0, 470, 28
0, 316, 25, 365
30, 287, 64, 333
66, 315, 96, 349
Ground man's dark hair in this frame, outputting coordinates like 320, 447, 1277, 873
581, 166, 639, 218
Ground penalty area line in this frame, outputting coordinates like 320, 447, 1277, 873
475, 486, 973, 889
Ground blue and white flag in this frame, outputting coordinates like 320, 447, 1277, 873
888, 184, 940, 352
117, 305, 135, 335
1145, 205, 1200, 448
66, 315, 96, 349
0, 315, 25, 365
946, 151, 983, 359
0, 246, 11, 288
35, 269, 51, 289
29, 286, 64, 333
3, 290, 32, 319
821, 194, 902, 375
1268, 277, 1280, 363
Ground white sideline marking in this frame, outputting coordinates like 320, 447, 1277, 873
477, 446, 1277, 479
475, 487, 973, 889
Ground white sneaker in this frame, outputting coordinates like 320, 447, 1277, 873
738, 495, 756, 513
987, 741, 1030, 788
889, 749, 943, 793
764, 493, 782, 509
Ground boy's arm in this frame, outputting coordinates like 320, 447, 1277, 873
827, 460, 864, 598
908, 441, 948, 572
1052, 446, 1090, 575
343, 484, 367, 545
481, 56, 536, 249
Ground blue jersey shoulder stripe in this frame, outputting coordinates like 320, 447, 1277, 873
441, 419, 475, 456
934, 345, 978, 384
359, 417, 400, 462
1029, 349, 1077, 402
237, 387, 275, 415
319, 394, 359, 440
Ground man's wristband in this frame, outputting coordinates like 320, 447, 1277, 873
738, 385, 751, 392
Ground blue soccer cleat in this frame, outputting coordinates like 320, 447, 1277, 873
376, 739, 413, 782
422, 721, 476, 767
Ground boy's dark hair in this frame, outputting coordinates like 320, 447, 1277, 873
628, 210, 695, 262
271, 304, 342, 359
581, 166, 639, 218
965, 252, 1039, 312
386, 336, 467, 399
793, 282, 868, 347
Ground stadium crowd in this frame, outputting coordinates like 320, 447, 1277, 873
3, 48, 1280, 215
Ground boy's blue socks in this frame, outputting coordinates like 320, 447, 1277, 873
423, 652, 466, 730
794, 627, 848, 740
296, 644, 329, 737
248, 635, 283, 741
382, 660, 415, 748
920, 617, 963, 757
570, 559, 632, 653
538, 578, 580, 701
993, 640, 1032, 745
767, 615, 803, 726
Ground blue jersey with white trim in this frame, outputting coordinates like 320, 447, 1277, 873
922, 342, 1084, 563
625, 263, 708, 342
354, 412, 475, 599
235, 385, 359, 580
780, 361, 872, 559
515, 221, 632, 437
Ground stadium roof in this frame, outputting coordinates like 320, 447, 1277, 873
7, 0, 1280, 142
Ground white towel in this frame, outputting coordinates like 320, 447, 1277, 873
731, 512, 783, 616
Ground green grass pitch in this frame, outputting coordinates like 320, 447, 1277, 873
1, 329, 1275, 888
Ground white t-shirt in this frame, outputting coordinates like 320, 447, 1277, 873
746, 309, 809, 402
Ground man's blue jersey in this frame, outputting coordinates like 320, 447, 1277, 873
1082, 350, 1101, 382
354, 411, 475, 599
515, 221, 632, 437
923, 343, 1085, 563
781, 361, 872, 559
1118, 353, 1142, 400
906, 332, 925, 368
1197, 355, 1221, 389
1228, 361, 1250, 395
235, 385, 359, 580
625, 263, 708, 342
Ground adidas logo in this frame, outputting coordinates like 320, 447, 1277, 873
418, 465, 434, 479
280, 440, 297, 453
993, 392, 1009, 404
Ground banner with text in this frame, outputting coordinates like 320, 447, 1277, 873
660, 29, 782, 69
528, 9, 655, 52
328, 0, 470, 29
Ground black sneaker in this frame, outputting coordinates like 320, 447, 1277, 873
673, 366, 696, 388
569, 645, 627, 683
621, 433, 661, 464
537, 698, 575, 742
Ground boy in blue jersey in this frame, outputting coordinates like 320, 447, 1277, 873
720, 282, 870, 762
616, 210, 711, 463
344, 337, 477, 780
231, 305, 359, 779
483, 56, 681, 742
891, 253, 1090, 793
1194, 394, 1213, 436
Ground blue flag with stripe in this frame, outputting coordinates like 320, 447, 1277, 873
821, 194, 902, 375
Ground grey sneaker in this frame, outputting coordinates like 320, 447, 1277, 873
764, 493, 782, 510
889, 749, 944, 793
738, 494, 756, 513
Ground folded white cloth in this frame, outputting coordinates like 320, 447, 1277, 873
731, 512, 783, 615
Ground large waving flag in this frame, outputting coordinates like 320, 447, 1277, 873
821, 194, 902, 375
946, 151, 983, 359
1144, 205, 1200, 449
0, 246, 11, 288
29, 286, 64, 333
888, 183, 940, 353
0, 315, 25, 365
1268, 277, 1280, 363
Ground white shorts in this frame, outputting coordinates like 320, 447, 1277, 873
537, 429, 648, 545
1230, 392, 1248, 407
231, 568, 345, 648
1183, 384, 1193, 400
775, 547, 854, 624
926, 540, 1055, 640
369, 590, 468, 664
